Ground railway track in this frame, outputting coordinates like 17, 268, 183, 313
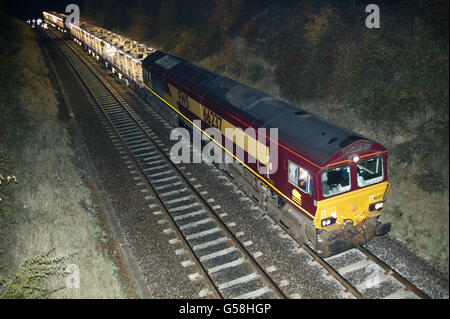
355, 245, 430, 299
45, 28, 288, 299
45, 27, 431, 300
278, 220, 430, 299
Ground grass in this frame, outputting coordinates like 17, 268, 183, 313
0, 11, 127, 298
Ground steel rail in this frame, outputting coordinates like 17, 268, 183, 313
275, 222, 366, 299
357, 245, 430, 299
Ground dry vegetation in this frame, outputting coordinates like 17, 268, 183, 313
201, 37, 281, 98
0, 11, 126, 298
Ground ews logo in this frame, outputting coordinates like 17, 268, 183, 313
177, 90, 190, 110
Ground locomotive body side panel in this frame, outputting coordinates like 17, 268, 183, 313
144, 68, 320, 223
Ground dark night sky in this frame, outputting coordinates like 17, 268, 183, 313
3, 0, 440, 22
2, 0, 87, 19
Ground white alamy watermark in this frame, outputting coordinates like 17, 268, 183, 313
365, 4, 380, 28
65, 264, 80, 289
169, 120, 279, 175
65, 4, 80, 28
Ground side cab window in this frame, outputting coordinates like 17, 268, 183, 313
288, 160, 313, 195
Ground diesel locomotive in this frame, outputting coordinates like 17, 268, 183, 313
142, 51, 391, 258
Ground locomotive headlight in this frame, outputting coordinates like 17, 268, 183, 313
352, 155, 360, 163
321, 217, 336, 227
369, 202, 384, 211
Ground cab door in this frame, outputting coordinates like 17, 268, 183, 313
287, 160, 316, 218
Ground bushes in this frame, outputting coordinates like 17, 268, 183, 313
0, 250, 66, 299
199, 37, 280, 97
172, 22, 224, 61
238, 2, 448, 144
340, 18, 449, 136
81, 0, 448, 133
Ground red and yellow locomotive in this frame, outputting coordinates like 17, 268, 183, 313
142, 51, 391, 257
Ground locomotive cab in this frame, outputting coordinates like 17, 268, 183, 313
313, 141, 391, 257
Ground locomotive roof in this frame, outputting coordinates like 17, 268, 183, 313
143, 51, 374, 167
